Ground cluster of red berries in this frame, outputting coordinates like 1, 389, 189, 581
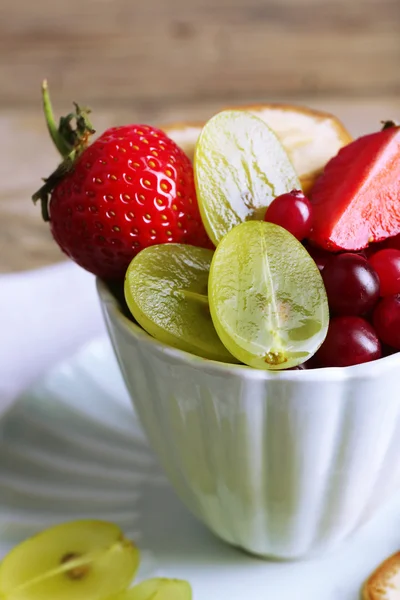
264, 190, 400, 368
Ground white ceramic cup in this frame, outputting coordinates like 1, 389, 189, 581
97, 279, 400, 560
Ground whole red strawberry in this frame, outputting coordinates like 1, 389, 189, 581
33, 82, 211, 280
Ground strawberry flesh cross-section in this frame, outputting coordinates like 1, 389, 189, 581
309, 124, 400, 251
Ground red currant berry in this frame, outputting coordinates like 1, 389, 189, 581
369, 249, 400, 296
264, 189, 313, 241
314, 316, 382, 367
322, 253, 380, 316
373, 294, 400, 350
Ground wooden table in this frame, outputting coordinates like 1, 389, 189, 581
1, 0, 399, 273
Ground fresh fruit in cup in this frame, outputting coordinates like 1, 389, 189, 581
194, 110, 300, 245
208, 220, 329, 369
32, 82, 211, 280
0, 521, 139, 600
309, 122, 400, 251
31, 82, 400, 370
124, 244, 237, 363
117, 111, 400, 369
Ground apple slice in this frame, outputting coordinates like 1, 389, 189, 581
161, 103, 352, 195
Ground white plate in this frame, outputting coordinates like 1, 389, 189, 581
1, 337, 399, 599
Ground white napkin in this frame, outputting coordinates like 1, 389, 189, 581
0, 261, 106, 418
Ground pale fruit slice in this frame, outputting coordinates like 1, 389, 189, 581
0, 520, 139, 600
194, 110, 300, 245
209, 220, 329, 370
162, 103, 352, 195
124, 244, 237, 363
109, 578, 192, 600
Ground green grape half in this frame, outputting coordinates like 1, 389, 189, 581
194, 110, 300, 245
209, 221, 329, 370
108, 578, 192, 600
0, 521, 139, 600
124, 244, 237, 363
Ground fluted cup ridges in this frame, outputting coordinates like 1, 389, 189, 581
98, 280, 400, 559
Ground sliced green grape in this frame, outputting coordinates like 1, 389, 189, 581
209, 221, 329, 370
194, 110, 300, 245
124, 244, 237, 363
0, 520, 139, 600
109, 578, 192, 600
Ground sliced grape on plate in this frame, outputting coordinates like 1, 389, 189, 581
110, 578, 192, 600
208, 221, 329, 370
124, 244, 238, 363
0, 521, 139, 600
194, 110, 300, 245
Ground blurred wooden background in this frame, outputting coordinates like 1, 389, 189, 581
1, 0, 399, 272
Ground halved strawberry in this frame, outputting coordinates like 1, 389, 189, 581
309, 123, 400, 251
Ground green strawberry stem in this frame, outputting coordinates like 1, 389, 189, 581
32, 81, 96, 222
42, 80, 73, 158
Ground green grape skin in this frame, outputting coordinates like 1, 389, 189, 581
209, 220, 329, 370
194, 110, 300, 246
124, 243, 238, 363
